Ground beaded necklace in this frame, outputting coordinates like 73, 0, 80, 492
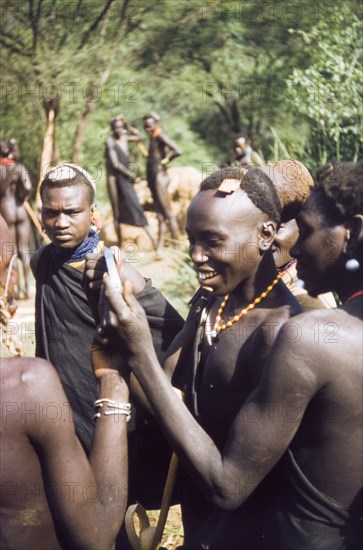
210, 273, 281, 339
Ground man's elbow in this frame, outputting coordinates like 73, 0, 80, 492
209, 480, 248, 511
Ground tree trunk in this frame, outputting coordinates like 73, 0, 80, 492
71, 65, 113, 163
71, 102, 98, 163
36, 107, 56, 205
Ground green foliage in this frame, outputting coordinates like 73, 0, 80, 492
286, 10, 363, 164
1, 0, 361, 195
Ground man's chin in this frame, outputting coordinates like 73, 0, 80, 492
53, 239, 77, 249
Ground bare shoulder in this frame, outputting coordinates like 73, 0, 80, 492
258, 303, 300, 344
30, 244, 47, 277
105, 135, 115, 148
1, 356, 59, 394
268, 306, 361, 381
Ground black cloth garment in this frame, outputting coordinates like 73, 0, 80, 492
105, 136, 147, 227
35, 244, 184, 458
35, 245, 97, 450
264, 450, 362, 550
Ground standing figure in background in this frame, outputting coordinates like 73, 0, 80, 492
143, 112, 181, 253
0, 139, 32, 298
105, 117, 156, 249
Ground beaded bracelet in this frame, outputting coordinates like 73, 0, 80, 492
93, 398, 131, 422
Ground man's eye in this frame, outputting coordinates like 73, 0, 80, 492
202, 240, 221, 250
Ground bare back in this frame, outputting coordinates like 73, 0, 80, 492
0, 358, 64, 549
289, 306, 363, 507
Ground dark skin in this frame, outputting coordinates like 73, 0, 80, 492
0, 353, 129, 550
98, 190, 362, 540
0, 214, 130, 550
0, 154, 32, 298
30, 183, 96, 275
31, 182, 148, 289
143, 116, 181, 252
272, 218, 299, 269
272, 217, 337, 310
85, 187, 301, 542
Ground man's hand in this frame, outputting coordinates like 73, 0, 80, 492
100, 275, 153, 362
83, 252, 108, 324
91, 337, 130, 383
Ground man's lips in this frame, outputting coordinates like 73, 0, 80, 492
54, 233, 72, 240
197, 270, 218, 283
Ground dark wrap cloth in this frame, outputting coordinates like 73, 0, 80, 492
35, 245, 184, 494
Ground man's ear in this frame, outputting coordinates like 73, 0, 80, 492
259, 221, 277, 251
344, 214, 363, 256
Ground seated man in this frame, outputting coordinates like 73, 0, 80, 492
0, 214, 129, 550
98, 160, 363, 549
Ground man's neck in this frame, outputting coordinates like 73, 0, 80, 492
230, 253, 278, 308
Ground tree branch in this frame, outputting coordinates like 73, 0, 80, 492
78, 0, 115, 50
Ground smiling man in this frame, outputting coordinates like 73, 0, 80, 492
96, 161, 363, 549
92, 165, 303, 548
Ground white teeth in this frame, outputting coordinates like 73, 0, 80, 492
199, 271, 217, 281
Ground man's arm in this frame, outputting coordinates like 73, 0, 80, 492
102, 279, 320, 510
159, 132, 181, 164
105, 137, 137, 181
25, 350, 129, 550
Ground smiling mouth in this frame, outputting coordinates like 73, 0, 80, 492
198, 270, 218, 282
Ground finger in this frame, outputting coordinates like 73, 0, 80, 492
87, 279, 103, 291
85, 253, 104, 269
123, 280, 144, 315
84, 266, 107, 281
95, 325, 110, 345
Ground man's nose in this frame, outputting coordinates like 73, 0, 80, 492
55, 213, 70, 228
189, 243, 209, 264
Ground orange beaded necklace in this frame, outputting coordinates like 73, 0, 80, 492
210, 273, 281, 339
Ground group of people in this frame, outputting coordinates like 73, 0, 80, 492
105, 112, 182, 254
0, 148, 362, 549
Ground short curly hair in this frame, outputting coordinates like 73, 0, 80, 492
40, 163, 96, 204
314, 160, 363, 224
200, 166, 282, 223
